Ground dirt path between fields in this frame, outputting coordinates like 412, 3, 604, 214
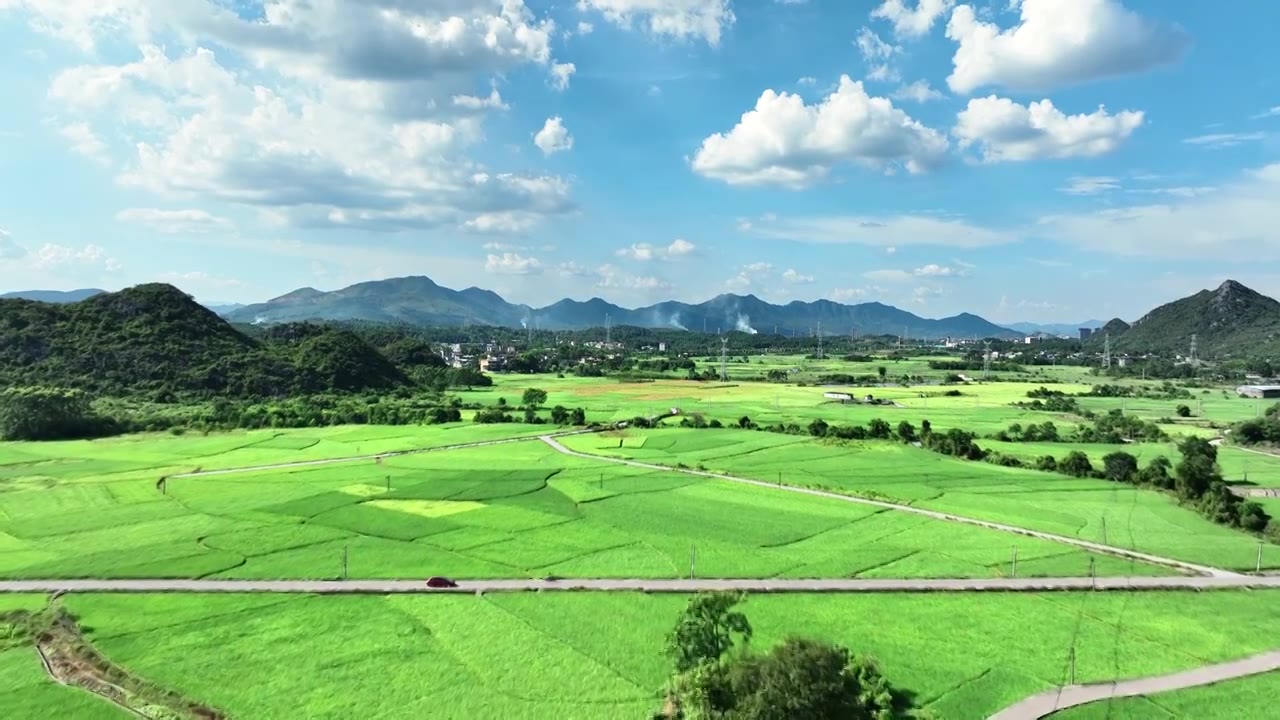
539, 436, 1242, 578
989, 650, 1280, 719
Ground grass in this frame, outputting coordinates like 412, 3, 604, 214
1049, 670, 1280, 719
53, 590, 1280, 720
561, 429, 1280, 571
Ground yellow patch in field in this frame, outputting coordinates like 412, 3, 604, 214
365, 499, 485, 518
339, 484, 389, 497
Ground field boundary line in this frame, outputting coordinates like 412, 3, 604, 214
988, 649, 1280, 719
167, 428, 597, 479
539, 436, 1242, 578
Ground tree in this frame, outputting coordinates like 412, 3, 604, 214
666, 592, 753, 673
550, 405, 569, 425
1139, 456, 1174, 489
522, 388, 548, 409
920, 419, 932, 438
738, 416, 754, 430
570, 407, 587, 425
896, 421, 916, 443
877, 366, 887, 380
1060, 451, 1094, 478
808, 418, 830, 438
1035, 455, 1058, 472
1102, 451, 1139, 483
867, 418, 892, 440
674, 638, 898, 720
1176, 404, 1192, 418
0, 387, 111, 441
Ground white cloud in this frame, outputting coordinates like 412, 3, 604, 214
485, 252, 543, 274
577, 21, 595, 34
691, 76, 948, 187
891, 80, 945, 103
782, 268, 815, 284
550, 62, 576, 91
745, 212, 1015, 248
725, 262, 773, 290
0, 229, 27, 260
1061, 176, 1121, 195
912, 286, 943, 304
856, 27, 900, 83
594, 263, 671, 291
576, 0, 735, 45
31, 243, 120, 272
871, 0, 954, 39
115, 208, 232, 233
616, 238, 697, 261
798, 76, 817, 86
832, 287, 874, 302
1182, 132, 1266, 149
30, 4, 575, 233
1252, 106, 1280, 120
534, 116, 574, 155
913, 263, 964, 277
557, 261, 591, 277
945, 0, 1190, 94
864, 269, 912, 282
954, 96, 1143, 162
1035, 163, 1280, 259
464, 212, 541, 234
59, 121, 106, 161
158, 270, 242, 290
1130, 185, 1217, 199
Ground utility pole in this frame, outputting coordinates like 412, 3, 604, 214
817, 321, 823, 360
1259, 542, 1265, 573
1101, 516, 1107, 546
341, 544, 349, 581
720, 338, 729, 382
1011, 546, 1018, 578
1103, 334, 1112, 370
1069, 647, 1077, 686
983, 341, 992, 379
690, 545, 697, 579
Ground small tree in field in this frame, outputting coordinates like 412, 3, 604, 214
522, 388, 548, 410
667, 592, 753, 673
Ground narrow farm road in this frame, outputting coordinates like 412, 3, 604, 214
988, 649, 1280, 720
539, 437, 1243, 579
3, 576, 1280, 594
170, 429, 595, 479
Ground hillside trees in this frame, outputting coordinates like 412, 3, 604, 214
0, 387, 115, 440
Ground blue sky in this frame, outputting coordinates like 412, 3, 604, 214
1, 0, 1278, 323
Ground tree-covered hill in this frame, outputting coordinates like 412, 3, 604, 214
0, 284, 409, 398
1099, 280, 1280, 358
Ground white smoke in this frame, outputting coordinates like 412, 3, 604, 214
520, 316, 529, 329
735, 314, 758, 335
669, 312, 688, 331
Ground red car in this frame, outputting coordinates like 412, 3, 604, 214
426, 576, 458, 589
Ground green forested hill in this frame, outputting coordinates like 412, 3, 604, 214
1101, 281, 1280, 358
0, 284, 408, 398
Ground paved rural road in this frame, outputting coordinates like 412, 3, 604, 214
539, 437, 1243, 578
988, 649, 1280, 719
4, 576, 1280, 595
169, 429, 595, 479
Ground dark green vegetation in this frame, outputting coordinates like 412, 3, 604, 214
1233, 403, 1280, 446
1094, 280, 1280, 357
0, 284, 408, 399
227, 275, 1021, 338
662, 592, 903, 720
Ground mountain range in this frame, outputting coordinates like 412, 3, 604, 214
0, 288, 106, 303
225, 276, 1022, 340
1004, 320, 1105, 337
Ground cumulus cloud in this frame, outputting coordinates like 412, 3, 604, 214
954, 96, 1144, 162
550, 62, 576, 91
782, 268, 815, 284
945, 0, 1191, 94
872, 0, 954, 39
913, 263, 965, 277
744, 212, 1015, 248
856, 27, 900, 83
892, 80, 945, 103
115, 208, 232, 233
534, 116, 574, 155
576, 0, 735, 45
59, 122, 107, 161
0, 229, 27, 260
594, 263, 671, 291
1036, 163, 1280, 259
691, 76, 948, 187
485, 252, 543, 274
617, 237, 697, 261
31, 243, 121, 272
28, 3, 575, 234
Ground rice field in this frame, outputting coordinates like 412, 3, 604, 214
50, 589, 1280, 720
1050, 670, 1280, 719
561, 429, 1280, 571
0, 438, 1153, 580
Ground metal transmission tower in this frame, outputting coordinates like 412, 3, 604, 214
1189, 333, 1199, 365
817, 321, 823, 360
1103, 334, 1112, 370
982, 341, 992, 379
719, 338, 729, 382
